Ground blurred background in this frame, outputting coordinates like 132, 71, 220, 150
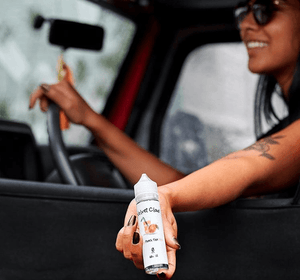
0, 0, 135, 144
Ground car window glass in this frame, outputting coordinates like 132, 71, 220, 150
0, 0, 135, 145
161, 43, 265, 174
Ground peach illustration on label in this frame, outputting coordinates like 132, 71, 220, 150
142, 217, 159, 234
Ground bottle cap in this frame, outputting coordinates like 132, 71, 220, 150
134, 173, 158, 200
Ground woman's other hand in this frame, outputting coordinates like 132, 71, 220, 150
29, 76, 97, 127
115, 189, 180, 279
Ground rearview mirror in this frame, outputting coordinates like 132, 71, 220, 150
49, 19, 104, 51
33, 16, 104, 51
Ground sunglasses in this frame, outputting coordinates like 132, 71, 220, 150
234, 0, 280, 29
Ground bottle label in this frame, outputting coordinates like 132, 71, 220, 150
136, 200, 168, 270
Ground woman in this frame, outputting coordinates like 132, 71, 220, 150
29, 0, 300, 278
116, 0, 300, 278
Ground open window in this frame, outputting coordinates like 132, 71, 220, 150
160, 43, 259, 174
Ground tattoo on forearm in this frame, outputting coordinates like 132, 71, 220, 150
244, 135, 285, 160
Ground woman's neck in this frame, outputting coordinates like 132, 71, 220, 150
274, 64, 298, 100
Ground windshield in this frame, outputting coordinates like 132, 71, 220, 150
0, 0, 135, 145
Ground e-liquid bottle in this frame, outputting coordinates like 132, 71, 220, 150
134, 173, 169, 275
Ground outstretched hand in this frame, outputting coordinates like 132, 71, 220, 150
115, 189, 180, 279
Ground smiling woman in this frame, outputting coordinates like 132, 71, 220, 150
115, 0, 300, 278
239, 0, 300, 95
241, 0, 300, 138
23, 0, 300, 277
0, 0, 135, 145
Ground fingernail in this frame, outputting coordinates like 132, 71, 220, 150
157, 272, 166, 279
40, 84, 51, 92
132, 232, 140, 244
126, 215, 136, 227
174, 237, 181, 249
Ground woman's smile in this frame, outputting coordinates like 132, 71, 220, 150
243, 36, 270, 59
246, 41, 269, 49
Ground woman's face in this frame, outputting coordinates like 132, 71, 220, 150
240, 0, 300, 92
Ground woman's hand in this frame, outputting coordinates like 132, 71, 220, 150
29, 75, 97, 127
115, 188, 180, 279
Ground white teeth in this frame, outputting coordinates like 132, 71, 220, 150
247, 41, 268, 48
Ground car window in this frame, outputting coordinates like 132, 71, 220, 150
161, 43, 260, 174
0, 0, 135, 145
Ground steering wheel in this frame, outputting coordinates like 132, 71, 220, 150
46, 102, 127, 188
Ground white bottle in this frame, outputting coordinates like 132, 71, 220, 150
134, 173, 169, 275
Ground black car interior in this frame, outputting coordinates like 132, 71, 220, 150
0, 120, 43, 182
1, 178, 300, 280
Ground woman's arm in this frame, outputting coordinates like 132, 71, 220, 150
29, 79, 185, 185
161, 119, 300, 212
116, 120, 300, 279
84, 112, 184, 185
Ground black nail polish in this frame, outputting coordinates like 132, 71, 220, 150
132, 232, 140, 244
126, 215, 136, 227
173, 237, 181, 249
157, 272, 166, 279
